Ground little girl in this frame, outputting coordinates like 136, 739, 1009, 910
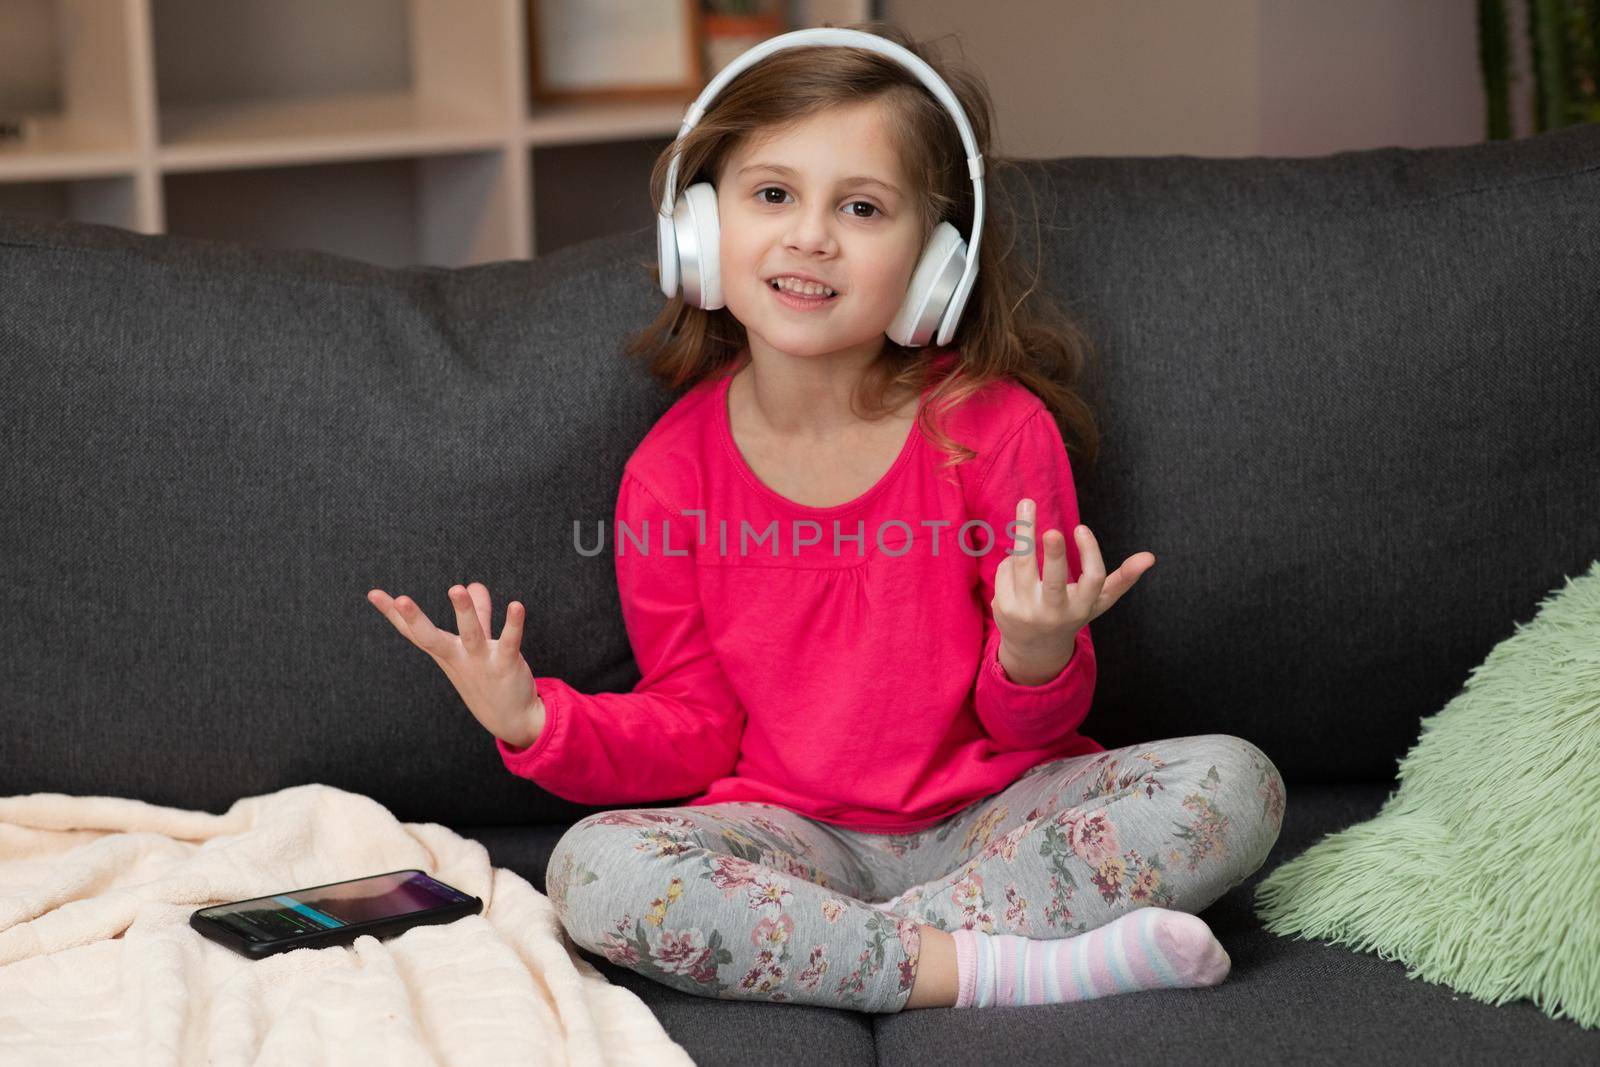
369, 22, 1285, 1014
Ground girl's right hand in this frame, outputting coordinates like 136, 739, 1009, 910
367, 582, 546, 749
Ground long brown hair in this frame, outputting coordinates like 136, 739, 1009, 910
623, 20, 1101, 476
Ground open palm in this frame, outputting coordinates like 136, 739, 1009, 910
367, 581, 543, 748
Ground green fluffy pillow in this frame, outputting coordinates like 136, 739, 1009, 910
1253, 559, 1600, 1030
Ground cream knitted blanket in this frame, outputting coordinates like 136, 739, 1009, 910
0, 783, 694, 1065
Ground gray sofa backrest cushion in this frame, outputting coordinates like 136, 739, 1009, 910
3, 122, 1596, 826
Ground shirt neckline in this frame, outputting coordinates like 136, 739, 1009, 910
716, 356, 940, 517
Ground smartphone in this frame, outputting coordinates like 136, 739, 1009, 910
190, 868, 482, 959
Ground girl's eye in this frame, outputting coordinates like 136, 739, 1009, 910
756, 187, 881, 219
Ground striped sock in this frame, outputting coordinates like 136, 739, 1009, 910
951, 907, 1231, 1008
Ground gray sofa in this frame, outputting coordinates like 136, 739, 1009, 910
4, 120, 1598, 1065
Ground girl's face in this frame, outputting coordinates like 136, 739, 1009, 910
716, 101, 925, 364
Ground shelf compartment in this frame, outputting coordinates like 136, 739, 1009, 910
530, 136, 670, 258
162, 150, 514, 269
151, 0, 514, 172
0, 174, 140, 229
0, 0, 144, 181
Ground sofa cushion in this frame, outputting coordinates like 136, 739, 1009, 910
1254, 560, 1600, 1029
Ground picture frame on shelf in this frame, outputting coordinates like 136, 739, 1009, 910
529, 0, 705, 105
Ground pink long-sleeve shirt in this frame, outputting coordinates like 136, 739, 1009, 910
498, 349, 1103, 833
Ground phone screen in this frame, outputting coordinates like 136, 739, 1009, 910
197, 870, 470, 944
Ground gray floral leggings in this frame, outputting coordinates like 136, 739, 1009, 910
545, 733, 1287, 1014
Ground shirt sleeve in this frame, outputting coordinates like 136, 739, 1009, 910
968, 404, 1098, 751
496, 469, 746, 804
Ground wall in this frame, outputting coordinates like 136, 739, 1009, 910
884, 0, 1495, 159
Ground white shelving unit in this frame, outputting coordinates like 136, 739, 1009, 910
0, 0, 707, 267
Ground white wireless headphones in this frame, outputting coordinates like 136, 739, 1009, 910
656, 27, 986, 349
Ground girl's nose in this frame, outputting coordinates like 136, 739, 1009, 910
784, 199, 844, 252
785, 213, 836, 253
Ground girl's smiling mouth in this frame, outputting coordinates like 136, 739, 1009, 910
768, 277, 841, 311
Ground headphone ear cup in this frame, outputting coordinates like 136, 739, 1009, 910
672, 182, 723, 310
887, 221, 966, 348
656, 195, 679, 299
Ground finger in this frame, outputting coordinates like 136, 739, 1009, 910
1078, 526, 1106, 584
1097, 552, 1157, 609
1039, 527, 1070, 600
495, 600, 526, 668
391, 593, 449, 653
1120, 552, 1156, 584
368, 588, 423, 640
450, 584, 488, 652
467, 581, 493, 638
1007, 497, 1038, 596
1072, 525, 1107, 605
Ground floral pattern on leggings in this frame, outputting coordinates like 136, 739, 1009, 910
882, 745, 1278, 938
546, 735, 1286, 1013
551, 804, 918, 1010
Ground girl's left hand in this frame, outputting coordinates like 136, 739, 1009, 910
992, 497, 1156, 671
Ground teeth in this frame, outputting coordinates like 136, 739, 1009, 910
770, 277, 835, 297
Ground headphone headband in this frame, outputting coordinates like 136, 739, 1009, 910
656, 27, 986, 348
